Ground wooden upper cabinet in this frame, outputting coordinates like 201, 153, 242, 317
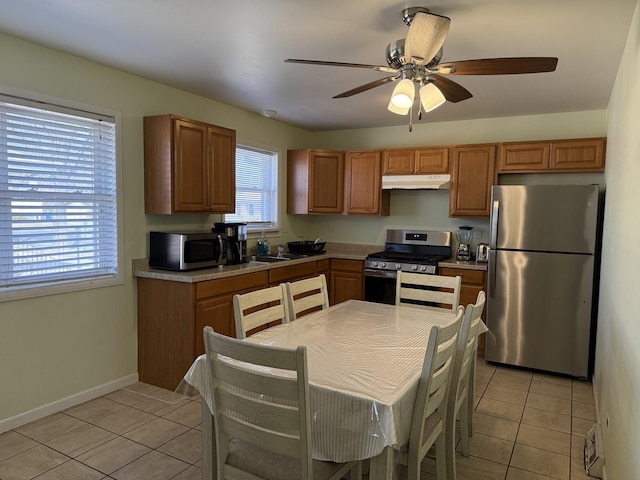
550, 138, 605, 172
344, 150, 390, 215
498, 137, 605, 173
144, 114, 236, 214
383, 147, 449, 175
449, 144, 497, 218
287, 149, 344, 214
498, 141, 550, 172
208, 125, 236, 212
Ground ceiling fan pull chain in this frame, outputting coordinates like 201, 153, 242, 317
409, 105, 413, 132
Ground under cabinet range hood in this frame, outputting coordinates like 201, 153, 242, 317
381, 174, 451, 190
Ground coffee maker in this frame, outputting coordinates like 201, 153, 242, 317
456, 225, 474, 261
213, 222, 248, 264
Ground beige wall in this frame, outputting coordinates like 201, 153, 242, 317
0, 30, 610, 424
595, 1, 640, 477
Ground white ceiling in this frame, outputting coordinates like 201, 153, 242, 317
1, 0, 636, 131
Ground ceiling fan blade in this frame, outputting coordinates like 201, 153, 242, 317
333, 76, 398, 99
437, 57, 558, 75
404, 12, 450, 66
429, 75, 473, 103
285, 59, 398, 74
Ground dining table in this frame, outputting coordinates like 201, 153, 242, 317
181, 299, 458, 480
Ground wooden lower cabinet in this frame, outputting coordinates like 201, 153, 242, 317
137, 258, 366, 390
329, 259, 364, 305
137, 271, 268, 390
439, 267, 487, 356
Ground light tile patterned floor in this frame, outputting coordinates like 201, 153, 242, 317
0, 359, 595, 480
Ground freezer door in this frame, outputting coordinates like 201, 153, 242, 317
490, 185, 599, 254
486, 250, 594, 377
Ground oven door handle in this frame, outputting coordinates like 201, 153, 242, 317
364, 269, 397, 279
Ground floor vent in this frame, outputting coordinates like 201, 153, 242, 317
584, 422, 604, 478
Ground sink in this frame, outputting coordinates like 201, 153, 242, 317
253, 255, 291, 262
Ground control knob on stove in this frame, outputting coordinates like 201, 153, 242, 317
396, 264, 402, 270
420, 266, 427, 272
380, 262, 386, 268
371, 262, 378, 267
411, 265, 418, 271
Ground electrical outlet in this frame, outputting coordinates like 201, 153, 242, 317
327, 225, 336, 233
473, 230, 482, 239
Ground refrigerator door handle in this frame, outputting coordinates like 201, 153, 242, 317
490, 200, 499, 250
489, 200, 499, 298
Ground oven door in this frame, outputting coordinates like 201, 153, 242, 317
364, 269, 397, 305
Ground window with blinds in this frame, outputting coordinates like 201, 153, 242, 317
225, 144, 278, 230
0, 94, 120, 299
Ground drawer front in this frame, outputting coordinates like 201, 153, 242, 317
330, 258, 364, 273
269, 261, 318, 284
196, 271, 268, 299
439, 267, 486, 286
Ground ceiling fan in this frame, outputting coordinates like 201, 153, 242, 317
285, 7, 558, 130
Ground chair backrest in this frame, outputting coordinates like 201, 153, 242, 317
407, 305, 465, 467
203, 327, 314, 479
233, 284, 289, 339
284, 274, 329, 321
395, 272, 462, 313
449, 290, 486, 410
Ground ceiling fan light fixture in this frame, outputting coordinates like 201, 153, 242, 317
387, 99, 410, 115
390, 78, 415, 109
420, 82, 446, 112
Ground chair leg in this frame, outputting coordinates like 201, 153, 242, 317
435, 433, 447, 480
444, 410, 457, 480
468, 353, 478, 437
459, 397, 471, 457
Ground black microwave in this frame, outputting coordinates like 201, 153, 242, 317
149, 231, 227, 271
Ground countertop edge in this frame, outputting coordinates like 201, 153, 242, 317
133, 248, 488, 283
132, 243, 383, 283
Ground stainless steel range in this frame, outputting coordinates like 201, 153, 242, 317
364, 230, 452, 305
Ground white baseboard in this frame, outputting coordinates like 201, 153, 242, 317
0, 373, 138, 433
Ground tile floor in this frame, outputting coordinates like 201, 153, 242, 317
0, 359, 596, 480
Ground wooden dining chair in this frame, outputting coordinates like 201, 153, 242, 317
445, 291, 486, 480
202, 327, 362, 480
284, 274, 330, 321
233, 284, 289, 339
395, 271, 462, 313
399, 305, 465, 480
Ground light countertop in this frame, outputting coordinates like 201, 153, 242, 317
132, 242, 487, 283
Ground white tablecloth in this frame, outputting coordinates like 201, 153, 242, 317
182, 300, 457, 463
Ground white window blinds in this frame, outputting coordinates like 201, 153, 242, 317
225, 144, 278, 229
0, 96, 118, 291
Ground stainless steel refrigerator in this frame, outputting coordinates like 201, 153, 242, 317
485, 184, 602, 378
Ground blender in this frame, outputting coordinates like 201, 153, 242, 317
456, 226, 474, 261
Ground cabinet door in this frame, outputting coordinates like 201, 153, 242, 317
344, 151, 389, 215
208, 125, 236, 213
498, 142, 550, 173
173, 119, 208, 212
195, 294, 235, 355
329, 259, 363, 305
383, 149, 415, 174
309, 151, 344, 213
550, 138, 605, 172
449, 144, 497, 217
415, 147, 450, 174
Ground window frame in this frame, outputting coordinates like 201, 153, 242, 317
225, 140, 280, 233
0, 85, 123, 303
